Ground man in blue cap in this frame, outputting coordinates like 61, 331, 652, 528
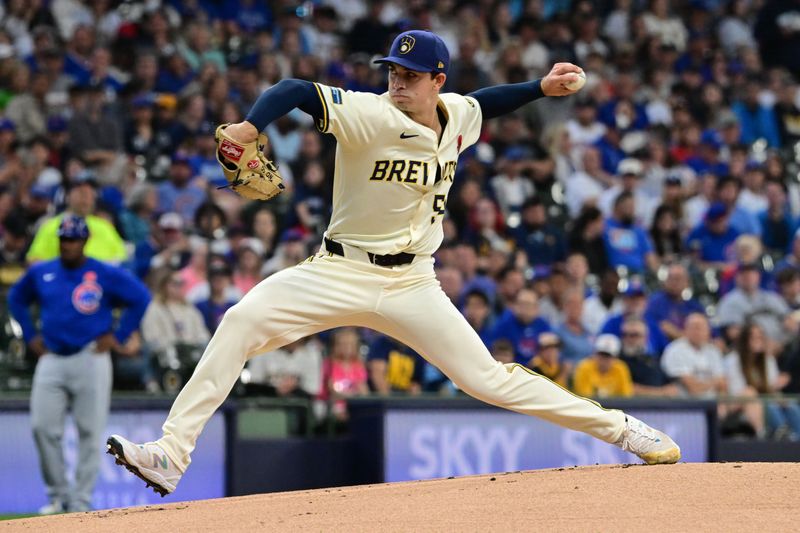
685, 201, 741, 270
8, 214, 150, 513
108, 30, 680, 497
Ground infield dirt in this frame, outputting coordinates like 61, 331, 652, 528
3, 462, 798, 532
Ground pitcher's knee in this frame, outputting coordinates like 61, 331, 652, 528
452, 365, 509, 402
219, 301, 272, 333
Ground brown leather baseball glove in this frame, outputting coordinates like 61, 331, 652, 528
215, 124, 285, 201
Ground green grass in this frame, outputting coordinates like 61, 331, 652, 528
0, 514, 38, 521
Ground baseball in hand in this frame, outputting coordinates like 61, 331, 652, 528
564, 70, 586, 92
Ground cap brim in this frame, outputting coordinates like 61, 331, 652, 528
374, 56, 434, 73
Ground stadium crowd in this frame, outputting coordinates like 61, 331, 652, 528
2, 0, 800, 439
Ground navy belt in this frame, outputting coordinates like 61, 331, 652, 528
53, 345, 85, 356
324, 237, 415, 267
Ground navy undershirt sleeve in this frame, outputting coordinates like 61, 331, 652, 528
467, 80, 545, 120
244, 79, 324, 131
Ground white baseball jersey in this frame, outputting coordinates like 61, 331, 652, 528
312, 83, 483, 256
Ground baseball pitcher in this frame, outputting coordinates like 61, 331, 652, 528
108, 30, 680, 496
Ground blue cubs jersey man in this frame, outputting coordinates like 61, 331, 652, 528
8, 215, 150, 513
108, 30, 680, 497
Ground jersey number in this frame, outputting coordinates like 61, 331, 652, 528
431, 194, 447, 224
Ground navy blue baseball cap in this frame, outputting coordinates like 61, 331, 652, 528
58, 214, 90, 240
374, 30, 450, 75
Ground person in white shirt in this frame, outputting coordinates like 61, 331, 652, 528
737, 164, 768, 215
565, 98, 606, 148
598, 157, 658, 226
245, 337, 323, 398
490, 147, 535, 218
565, 146, 613, 217
661, 313, 727, 399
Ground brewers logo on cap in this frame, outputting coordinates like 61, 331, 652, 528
399, 35, 415, 54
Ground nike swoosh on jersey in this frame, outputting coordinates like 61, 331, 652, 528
400, 132, 419, 139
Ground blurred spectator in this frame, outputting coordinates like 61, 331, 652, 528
776, 267, 800, 311
250, 207, 280, 260
732, 76, 781, 148
490, 338, 516, 365
759, 179, 796, 255
136, 212, 191, 280
719, 0, 758, 56
566, 99, 607, 150
618, 317, 678, 397
584, 269, 624, 334
684, 172, 717, 231
564, 145, 612, 217
513, 196, 566, 268
685, 202, 740, 270
124, 95, 172, 178
346, 1, 389, 56
141, 269, 210, 357
232, 238, 265, 295
554, 287, 594, 363
642, 0, 688, 52
716, 175, 761, 236
0, 215, 29, 291
661, 313, 727, 398
564, 252, 591, 295
194, 262, 238, 334
119, 183, 157, 246
0, 119, 22, 185
67, 83, 126, 185
645, 263, 704, 342
649, 203, 683, 263
528, 332, 571, 388
494, 266, 525, 316
775, 74, 800, 145
567, 206, 609, 275
157, 154, 207, 226
601, 280, 666, 355
716, 262, 797, 349
573, 334, 634, 398
599, 158, 656, 226
462, 289, 493, 344
490, 147, 535, 218
464, 197, 512, 255
602, 191, 658, 274
5, 70, 49, 143
776, 229, 800, 273
293, 160, 330, 237
321, 328, 368, 422
262, 228, 308, 277
725, 322, 800, 439
739, 165, 768, 215
8, 214, 149, 514
245, 337, 323, 398
488, 286, 551, 365
26, 172, 127, 264
366, 335, 425, 396
455, 243, 497, 304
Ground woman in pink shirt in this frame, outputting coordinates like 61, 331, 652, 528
321, 328, 368, 421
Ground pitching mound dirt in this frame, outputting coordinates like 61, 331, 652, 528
4, 463, 799, 532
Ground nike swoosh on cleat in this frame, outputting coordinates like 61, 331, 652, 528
400, 132, 419, 139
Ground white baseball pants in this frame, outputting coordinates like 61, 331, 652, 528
157, 251, 625, 471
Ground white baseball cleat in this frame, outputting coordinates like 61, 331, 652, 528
106, 434, 183, 496
616, 414, 681, 465
37, 500, 65, 515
